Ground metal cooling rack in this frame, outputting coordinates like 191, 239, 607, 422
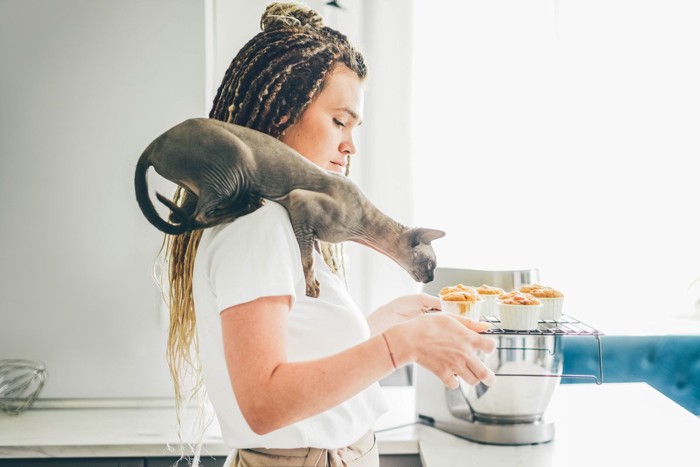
481, 314, 603, 336
478, 314, 605, 384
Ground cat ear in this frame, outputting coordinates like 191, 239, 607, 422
410, 228, 446, 246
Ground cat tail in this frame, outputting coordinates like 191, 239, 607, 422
134, 149, 190, 235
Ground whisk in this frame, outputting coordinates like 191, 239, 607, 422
0, 359, 47, 415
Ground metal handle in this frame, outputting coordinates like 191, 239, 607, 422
494, 335, 604, 384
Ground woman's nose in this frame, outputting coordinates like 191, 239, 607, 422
341, 135, 356, 155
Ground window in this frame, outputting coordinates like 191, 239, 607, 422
410, 0, 700, 331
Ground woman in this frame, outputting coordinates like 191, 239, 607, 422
163, 3, 496, 466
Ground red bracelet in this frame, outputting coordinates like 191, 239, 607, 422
382, 332, 397, 369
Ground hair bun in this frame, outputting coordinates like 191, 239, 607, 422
260, 2, 324, 31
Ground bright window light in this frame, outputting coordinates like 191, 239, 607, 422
411, 0, 700, 331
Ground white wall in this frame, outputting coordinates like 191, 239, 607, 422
410, 0, 700, 333
0, 0, 206, 398
346, 0, 422, 314
0, 0, 419, 399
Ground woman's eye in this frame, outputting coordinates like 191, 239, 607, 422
333, 118, 345, 127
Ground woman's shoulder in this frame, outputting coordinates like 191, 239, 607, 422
195, 201, 303, 300
214, 201, 288, 230
204, 201, 293, 244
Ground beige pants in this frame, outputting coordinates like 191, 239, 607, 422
230, 430, 378, 467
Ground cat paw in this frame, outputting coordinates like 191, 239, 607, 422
305, 278, 320, 298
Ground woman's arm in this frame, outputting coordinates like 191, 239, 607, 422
221, 295, 496, 435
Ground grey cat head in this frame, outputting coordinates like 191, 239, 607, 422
402, 228, 446, 283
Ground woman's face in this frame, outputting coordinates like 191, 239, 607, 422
280, 65, 364, 174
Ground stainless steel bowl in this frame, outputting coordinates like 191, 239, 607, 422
461, 334, 562, 423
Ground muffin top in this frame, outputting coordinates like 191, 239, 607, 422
439, 283, 477, 296
476, 284, 505, 295
530, 287, 564, 298
519, 283, 546, 293
500, 291, 541, 306
442, 291, 480, 303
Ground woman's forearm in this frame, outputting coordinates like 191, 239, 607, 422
239, 329, 406, 434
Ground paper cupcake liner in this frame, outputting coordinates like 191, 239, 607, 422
441, 299, 483, 321
537, 297, 564, 320
497, 303, 542, 331
479, 294, 500, 317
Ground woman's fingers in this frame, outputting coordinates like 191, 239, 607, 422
475, 334, 498, 355
441, 357, 496, 389
440, 371, 460, 389
456, 365, 480, 387
418, 293, 441, 312
444, 355, 496, 389
447, 315, 497, 354
465, 353, 496, 386
451, 314, 491, 332
410, 312, 498, 388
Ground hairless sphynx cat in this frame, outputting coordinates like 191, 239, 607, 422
134, 118, 445, 297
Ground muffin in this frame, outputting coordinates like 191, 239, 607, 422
476, 284, 505, 317
519, 283, 546, 294
497, 291, 542, 331
439, 283, 472, 297
499, 290, 522, 301
529, 287, 565, 320
440, 289, 483, 321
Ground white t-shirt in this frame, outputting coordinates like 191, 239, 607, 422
192, 201, 388, 449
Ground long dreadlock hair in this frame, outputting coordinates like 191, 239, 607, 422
159, 1, 367, 453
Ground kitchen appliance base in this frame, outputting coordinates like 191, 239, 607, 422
430, 417, 555, 445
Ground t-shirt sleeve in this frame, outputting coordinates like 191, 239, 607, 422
204, 205, 303, 312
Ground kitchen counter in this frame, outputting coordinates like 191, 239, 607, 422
382, 383, 700, 466
1, 383, 699, 465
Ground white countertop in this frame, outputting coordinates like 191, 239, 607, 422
399, 383, 700, 466
2, 383, 699, 466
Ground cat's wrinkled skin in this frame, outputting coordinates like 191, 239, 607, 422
134, 118, 445, 297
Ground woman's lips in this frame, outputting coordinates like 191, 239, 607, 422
330, 161, 345, 172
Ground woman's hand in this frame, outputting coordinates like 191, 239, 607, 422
367, 293, 441, 336
384, 312, 497, 389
